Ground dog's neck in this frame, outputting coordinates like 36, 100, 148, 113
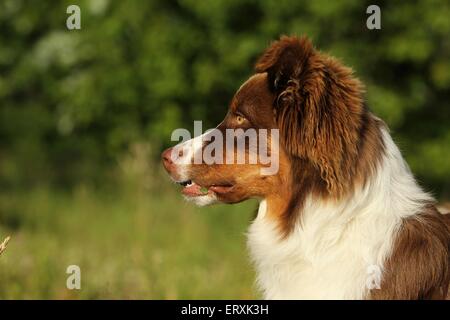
266, 113, 391, 237
248, 127, 434, 299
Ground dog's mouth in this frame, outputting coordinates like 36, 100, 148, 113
176, 180, 234, 197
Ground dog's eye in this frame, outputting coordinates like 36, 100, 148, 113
236, 115, 246, 124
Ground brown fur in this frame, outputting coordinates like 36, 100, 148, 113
257, 37, 367, 194
371, 206, 450, 299
255, 36, 384, 235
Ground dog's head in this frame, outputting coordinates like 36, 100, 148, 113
162, 36, 367, 208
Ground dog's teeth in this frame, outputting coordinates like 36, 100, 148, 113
178, 180, 193, 187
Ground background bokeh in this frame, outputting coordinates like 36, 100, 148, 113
0, 0, 449, 298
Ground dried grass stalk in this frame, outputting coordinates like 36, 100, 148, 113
0, 236, 11, 256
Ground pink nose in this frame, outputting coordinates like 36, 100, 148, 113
161, 147, 174, 173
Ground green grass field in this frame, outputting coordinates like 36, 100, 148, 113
0, 162, 259, 299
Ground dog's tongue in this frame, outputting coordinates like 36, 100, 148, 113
182, 183, 208, 197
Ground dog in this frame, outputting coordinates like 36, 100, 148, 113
162, 36, 450, 299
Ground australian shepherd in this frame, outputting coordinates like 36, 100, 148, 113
162, 36, 450, 299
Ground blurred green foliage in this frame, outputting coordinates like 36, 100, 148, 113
0, 0, 449, 195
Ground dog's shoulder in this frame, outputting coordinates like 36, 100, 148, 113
371, 205, 450, 299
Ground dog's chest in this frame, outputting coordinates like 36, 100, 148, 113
246, 201, 380, 300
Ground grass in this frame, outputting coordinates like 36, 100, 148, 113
0, 236, 10, 256
0, 153, 259, 299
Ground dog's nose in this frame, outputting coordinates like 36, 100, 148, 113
161, 147, 174, 172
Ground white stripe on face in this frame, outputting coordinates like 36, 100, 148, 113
171, 132, 208, 181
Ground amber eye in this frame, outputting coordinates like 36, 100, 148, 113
236, 115, 246, 124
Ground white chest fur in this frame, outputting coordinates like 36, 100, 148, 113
246, 129, 432, 299
247, 199, 379, 299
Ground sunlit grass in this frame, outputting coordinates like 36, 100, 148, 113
0, 158, 259, 299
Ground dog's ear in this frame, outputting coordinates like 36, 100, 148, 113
255, 36, 364, 194
255, 36, 313, 93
